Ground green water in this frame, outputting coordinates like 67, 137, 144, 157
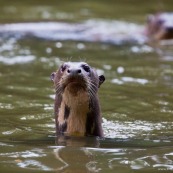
1, 0, 173, 172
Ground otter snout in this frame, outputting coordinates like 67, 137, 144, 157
67, 68, 82, 76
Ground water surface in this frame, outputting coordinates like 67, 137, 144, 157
1, 0, 173, 172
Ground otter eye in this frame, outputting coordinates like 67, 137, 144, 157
82, 65, 90, 72
61, 64, 67, 72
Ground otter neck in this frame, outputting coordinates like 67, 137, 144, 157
58, 87, 90, 136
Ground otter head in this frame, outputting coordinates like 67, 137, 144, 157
51, 62, 105, 95
146, 12, 173, 40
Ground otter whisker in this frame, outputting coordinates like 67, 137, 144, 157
55, 85, 62, 94
88, 91, 95, 101
55, 84, 61, 90
56, 88, 63, 95
88, 81, 97, 93
88, 85, 96, 99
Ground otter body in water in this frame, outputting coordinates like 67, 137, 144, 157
146, 12, 173, 40
51, 62, 105, 137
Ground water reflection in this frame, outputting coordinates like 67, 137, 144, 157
1, 135, 173, 172
53, 146, 97, 172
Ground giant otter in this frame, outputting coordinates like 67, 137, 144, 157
146, 12, 173, 40
51, 62, 105, 137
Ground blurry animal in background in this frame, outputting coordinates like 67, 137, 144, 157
0, 12, 172, 45
146, 12, 173, 41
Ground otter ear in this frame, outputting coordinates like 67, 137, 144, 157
50, 72, 56, 82
99, 75, 105, 87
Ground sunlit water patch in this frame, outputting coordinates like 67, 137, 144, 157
0, 37, 35, 65
111, 77, 149, 85
102, 118, 173, 139
0, 20, 147, 45
130, 45, 154, 53
0, 55, 35, 65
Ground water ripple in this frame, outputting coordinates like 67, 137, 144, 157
102, 118, 173, 138
0, 55, 35, 65
111, 77, 149, 85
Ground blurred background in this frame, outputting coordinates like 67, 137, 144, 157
0, 0, 173, 172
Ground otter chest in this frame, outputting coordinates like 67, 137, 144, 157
58, 88, 90, 136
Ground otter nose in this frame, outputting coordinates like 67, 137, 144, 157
67, 68, 82, 75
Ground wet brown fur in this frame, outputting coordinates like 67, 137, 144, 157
51, 62, 105, 137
